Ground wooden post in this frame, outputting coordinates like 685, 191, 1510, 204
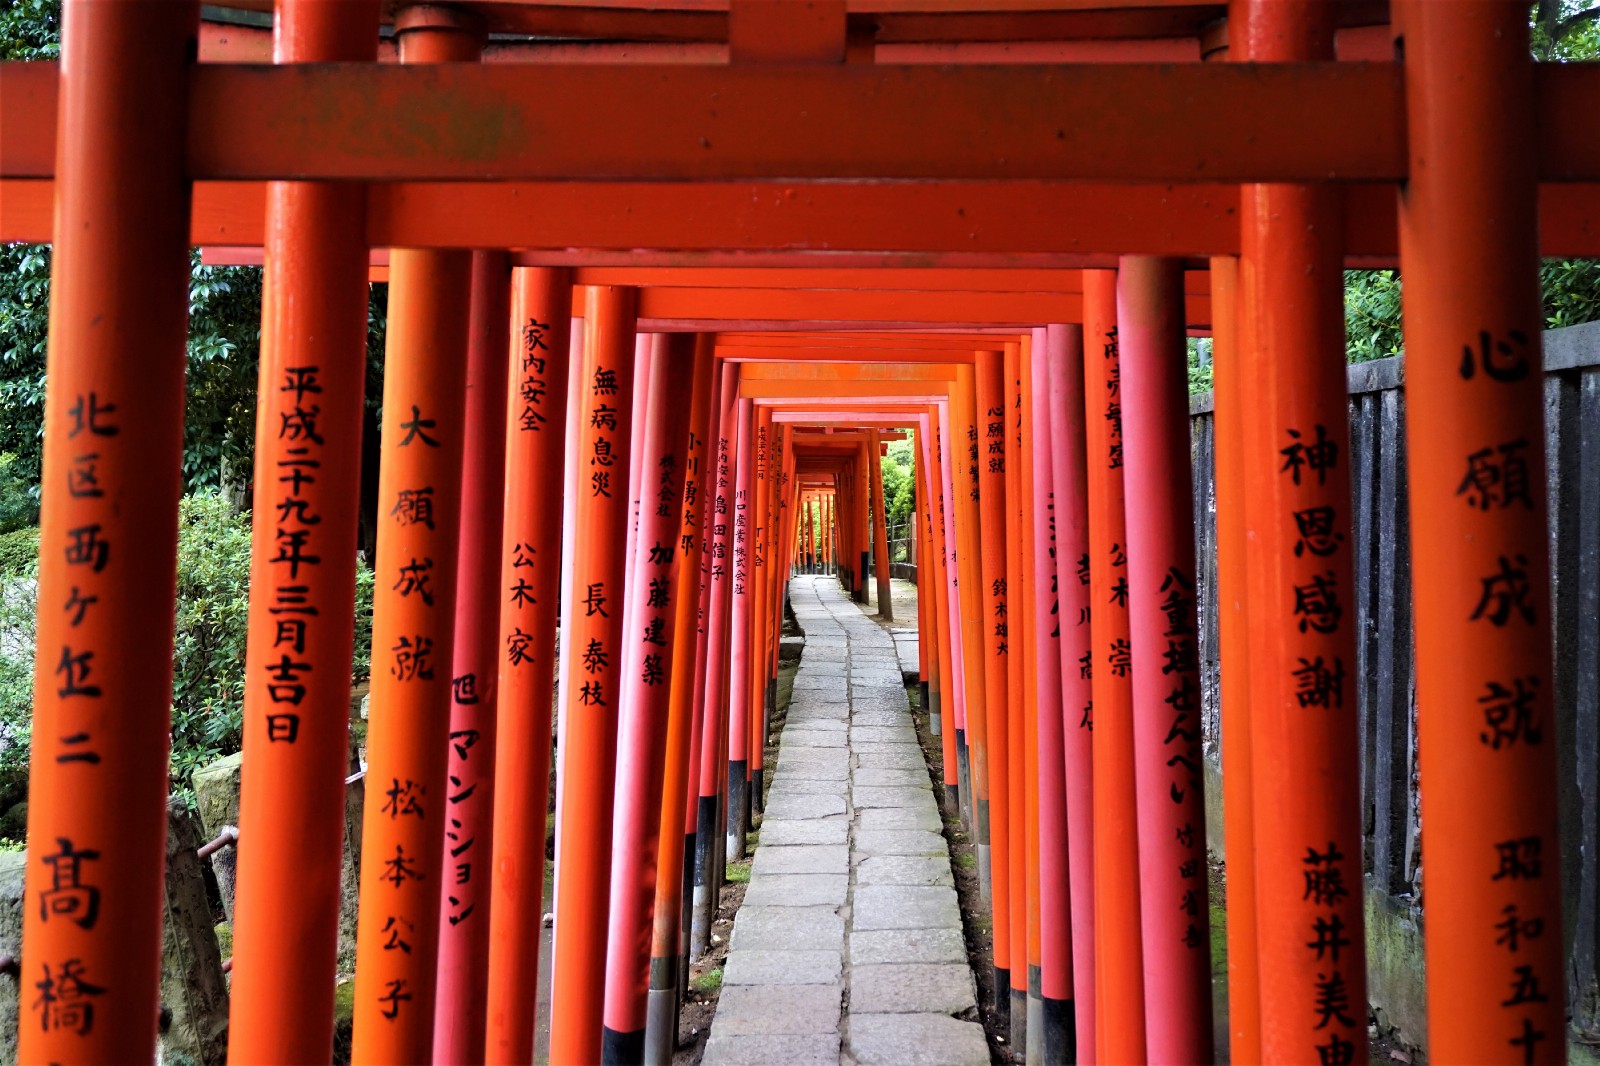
432, 250, 511, 1065
1209, 246, 1263, 1066
954, 364, 992, 896
871, 429, 895, 620
548, 285, 640, 1066
227, 1, 378, 1060
692, 368, 741, 957
347, 20, 482, 1060
1118, 255, 1214, 1063
18, 1, 198, 1059
603, 333, 698, 1063
975, 348, 1014, 1025
484, 268, 574, 1065
1044, 323, 1092, 1063
1083, 268, 1147, 1064
1397, 2, 1566, 1060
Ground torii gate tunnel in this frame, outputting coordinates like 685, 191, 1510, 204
1, 0, 1594, 1063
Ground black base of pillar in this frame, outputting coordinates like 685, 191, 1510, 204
994, 966, 1010, 1026
1010, 987, 1028, 1053
751, 766, 764, 815
727, 760, 749, 858
601, 1025, 645, 1066
1042, 994, 1077, 1065
919, 679, 930, 711
678, 831, 695, 987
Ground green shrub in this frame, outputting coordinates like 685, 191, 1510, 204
0, 566, 36, 777
0, 525, 37, 577
168, 494, 255, 787
0, 492, 377, 795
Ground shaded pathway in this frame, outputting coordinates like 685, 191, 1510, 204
704, 576, 987, 1066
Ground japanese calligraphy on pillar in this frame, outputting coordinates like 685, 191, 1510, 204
1272, 406, 1366, 1061
711, 435, 731, 584
31, 387, 123, 1038
1156, 562, 1207, 953
1453, 325, 1555, 1064
1104, 327, 1122, 470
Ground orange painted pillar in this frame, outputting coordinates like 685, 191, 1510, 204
871, 429, 895, 621
226, 1, 378, 1060
726, 398, 755, 860
1233, 4, 1369, 1061
975, 348, 1014, 1026
644, 336, 716, 1062
432, 250, 511, 1064
750, 409, 776, 811
1397, 2, 1566, 1060
923, 417, 959, 806
484, 269, 574, 1065
915, 450, 935, 722
603, 333, 697, 1062
1041, 324, 1089, 1063
857, 445, 872, 604
954, 364, 992, 890
548, 285, 640, 1066
1004, 341, 1031, 1048
349, 16, 482, 1058
1118, 256, 1214, 1063
1083, 268, 1146, 1065
692, 367, 741, 957
931, 405, 968, 821
18, 1, 197, 1059
1209, 248, 1262, 1066
1025, 329, 1059, 1064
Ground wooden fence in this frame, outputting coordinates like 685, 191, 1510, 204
1189, 320, 1600, 1054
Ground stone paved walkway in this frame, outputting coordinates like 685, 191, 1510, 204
703, 576, 989, 1066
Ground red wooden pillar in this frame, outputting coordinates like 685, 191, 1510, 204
18, 1, 197, 1059
750, 408, 777, 810
431, 251, 511, 1064
692, 367, 741, 956
484, 269, 574, 1065
1209, 247, 1262, 1066
870, 429, 895, 621
548, 285, 640, 1066
1232, 4, 1369, 1061
1118, 256, 1214, 1064
1083, 268, 1146, 1065
1003, 341, 1030, 1046
726, 398, 756, 859
975, 348, 1014, 1024
226, 2, 378, 1061
1043, 323, 1092, 1063
953, 364, 992, 894
645, 337, 717, 1062
603, 334, 698, 1062
348, 21, 481, 1062
1029, 329, 1071, 1063
1397, 2, 1566, 1060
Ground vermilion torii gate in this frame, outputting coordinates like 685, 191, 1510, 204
2, 0, 1590, 1064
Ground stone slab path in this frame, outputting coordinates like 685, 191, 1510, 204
703, 575, 989, 1066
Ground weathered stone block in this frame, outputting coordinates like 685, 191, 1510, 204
846, 1013, 990, 1065
723, 948, 842, 986
751, 844, 849, 877
856, 855, 954, 887
850, 963, 977, 1014
741, 873, 848, 909
852, 885, 962, 930
849, 927, 967, 966
711, 983, 842, 1036
759, 819, 850, 847
731, 906, 844, 951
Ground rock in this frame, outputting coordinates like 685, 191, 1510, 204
161, 796, 230, 1065
0, 849, 25, 1066
191, 752, 243, 925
